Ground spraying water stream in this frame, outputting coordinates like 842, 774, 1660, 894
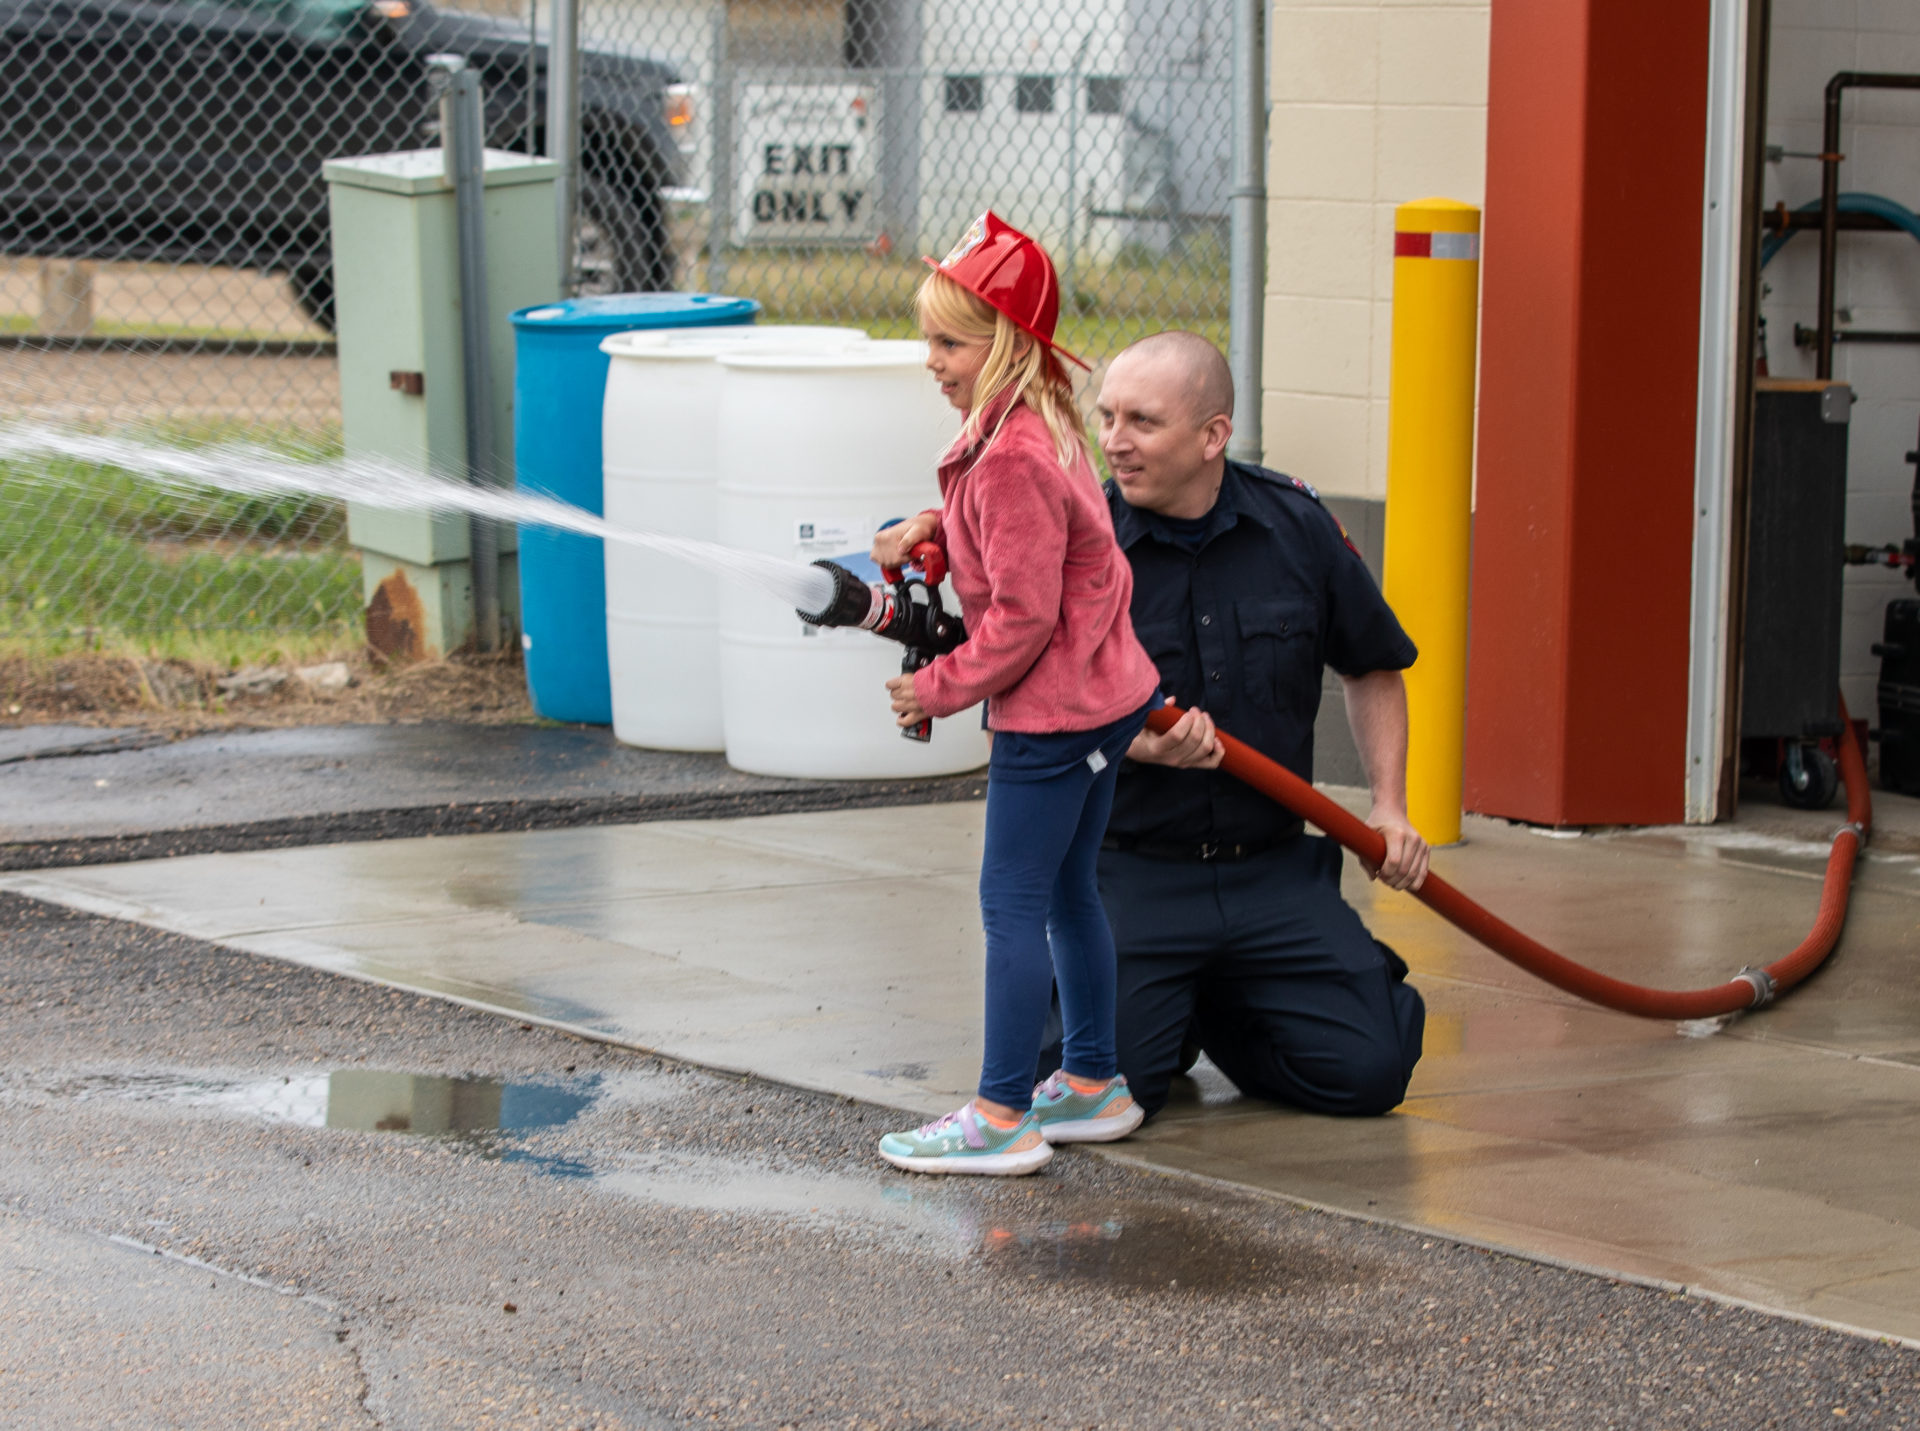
0, 421, 839, 615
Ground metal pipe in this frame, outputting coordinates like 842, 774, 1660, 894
1795, 324, 1920, 347
1764, 206, 1899, 234
546, 0, 582, 295
432, 56, 501, 653
1226, 0, 1265, 463
1817, 72, 1920, 378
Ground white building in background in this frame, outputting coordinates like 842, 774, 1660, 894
598, 0, 1233, 263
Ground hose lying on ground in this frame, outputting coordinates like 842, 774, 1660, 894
1144, 700, 1872, 1019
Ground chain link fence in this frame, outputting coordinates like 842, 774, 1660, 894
2, 0, 1237, 653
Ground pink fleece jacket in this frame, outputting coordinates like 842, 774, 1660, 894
912, 396, 1161, 732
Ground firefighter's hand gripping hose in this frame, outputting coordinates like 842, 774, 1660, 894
1144, 702, 1872, 1020
796, 554, 1869, 1021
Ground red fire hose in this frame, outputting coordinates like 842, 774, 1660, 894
1144, 701, 1872, 1019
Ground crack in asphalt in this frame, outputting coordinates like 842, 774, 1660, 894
0, 732, 174, 765
0, 778, 988, 871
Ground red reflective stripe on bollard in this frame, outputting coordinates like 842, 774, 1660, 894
1395, 231, 1479, 260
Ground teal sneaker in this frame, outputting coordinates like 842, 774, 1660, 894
1029, 1071, 1145, 1144
877, 1102, 1053, 1175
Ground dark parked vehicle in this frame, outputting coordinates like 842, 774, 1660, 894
0, 0, 689, 328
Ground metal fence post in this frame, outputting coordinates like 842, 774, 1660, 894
1062, 31, 1092, 316
524, 0, 539, 156
706, 7, 731, 294
546, 0, 581, 295
432, 55, 501, 654
875, 0, 921, 257
1227, 0, 1266, 463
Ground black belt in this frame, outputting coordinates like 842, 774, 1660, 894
1100, 834, 1289, 863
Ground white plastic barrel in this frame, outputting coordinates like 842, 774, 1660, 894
600, 325, 867, 750
715, 341, 989, 779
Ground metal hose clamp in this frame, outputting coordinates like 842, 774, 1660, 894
1833, 820, 1867, 847
1732, 966, 1776, 1009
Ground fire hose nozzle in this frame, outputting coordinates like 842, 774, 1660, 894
794, 556, 966, 658
797, 560, 884, 630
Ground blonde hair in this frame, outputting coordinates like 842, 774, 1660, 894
915, 271, 1090, 474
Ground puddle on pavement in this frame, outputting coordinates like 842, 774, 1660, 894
958, 1200, 1305, 1293
23, 1068, 604, 1136
599, 1150, 1295, 1293
23, 1070, 1309, 1294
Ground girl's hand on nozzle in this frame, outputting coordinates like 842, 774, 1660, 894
886, 672, 929, 727
872, 513, 938, 568
1126, 706, 1224, 769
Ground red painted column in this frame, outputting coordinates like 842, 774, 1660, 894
1464, 0, 1711, 827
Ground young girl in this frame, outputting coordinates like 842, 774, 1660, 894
873, 212, 1162, 1175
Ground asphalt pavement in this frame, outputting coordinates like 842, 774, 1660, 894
0, 722, 984, 869
5, 890, 1916, 1429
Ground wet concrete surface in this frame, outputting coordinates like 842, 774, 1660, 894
5, 891, 1915, 1429
0, 721, 984, 869
18, 790, 1920, 1348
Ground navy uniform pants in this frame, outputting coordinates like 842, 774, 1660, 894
1090, 835, 1425, 1119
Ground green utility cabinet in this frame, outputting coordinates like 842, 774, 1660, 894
323, 148, 560, 658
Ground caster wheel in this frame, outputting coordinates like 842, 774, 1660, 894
1780, 743, 1839, 810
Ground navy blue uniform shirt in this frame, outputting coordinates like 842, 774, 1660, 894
1104, 460, 1418, 846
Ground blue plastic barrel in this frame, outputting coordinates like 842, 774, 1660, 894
510, 293, 759, 723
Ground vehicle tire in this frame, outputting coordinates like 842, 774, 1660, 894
290, 261, 335, 333
1779, 744, 1839, 810
576, 177, 673, 295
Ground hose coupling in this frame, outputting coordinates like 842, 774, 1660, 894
1732, 966, 1777, 1009
1833, 820, 1867, 847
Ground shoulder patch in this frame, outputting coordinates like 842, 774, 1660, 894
1258, 468, 1366, 560
1331, 514, 1364, 562
1241, 464, 1321, 503
1239, 463, 1363, 558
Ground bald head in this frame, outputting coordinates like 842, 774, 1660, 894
1113, 330, 1235, 426
1096, 330, 1236, 519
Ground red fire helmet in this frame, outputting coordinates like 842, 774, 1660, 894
923, 211, 1089, 371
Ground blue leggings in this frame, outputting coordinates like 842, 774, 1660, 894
976, 704, 1149, 1109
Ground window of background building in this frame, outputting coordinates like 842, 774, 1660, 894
1087, 75, 1124, 116
1014, 75, 1056, 114
944, 74, 984, 113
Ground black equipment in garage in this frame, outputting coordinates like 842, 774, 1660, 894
1873, 423, 1920, 795
1741, 378, 1852, 808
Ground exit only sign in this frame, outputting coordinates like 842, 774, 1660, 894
734, 84, 881, 245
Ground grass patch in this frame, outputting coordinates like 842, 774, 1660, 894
1, 450, 361, 651
681, 242, 1229, 363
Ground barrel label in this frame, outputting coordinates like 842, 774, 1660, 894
794, 517, 869, 555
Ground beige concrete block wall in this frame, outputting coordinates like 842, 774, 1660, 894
1262, 0, 1490, 501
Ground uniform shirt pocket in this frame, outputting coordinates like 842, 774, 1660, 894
1235, 598, 1316, 714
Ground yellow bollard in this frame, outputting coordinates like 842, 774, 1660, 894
1382, 198, 1481, 846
